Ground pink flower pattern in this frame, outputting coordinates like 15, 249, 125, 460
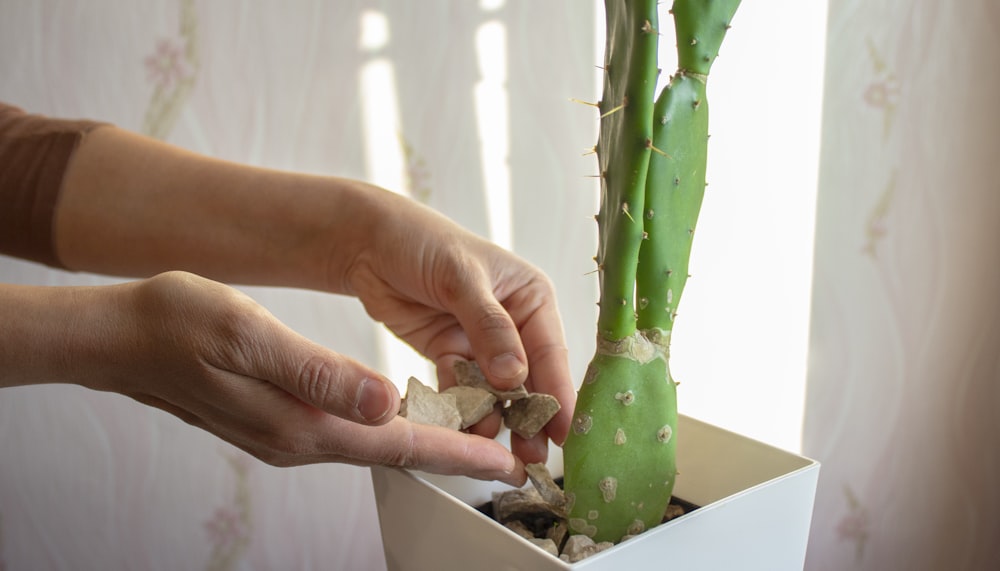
836, 485, 870, 563
204, 453, 253, 571
144, 37, 195, 91
140, 0, 199, 140
861, 38, 900, 258
204, 506, 251, 553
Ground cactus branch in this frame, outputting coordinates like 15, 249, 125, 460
563, 0, 740, 544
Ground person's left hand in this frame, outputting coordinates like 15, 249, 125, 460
336, 187, 576, 465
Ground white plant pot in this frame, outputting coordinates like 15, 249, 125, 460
371, 415, 819, 570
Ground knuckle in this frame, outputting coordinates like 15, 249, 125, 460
380, 424, 419, 469
295, 355, 343, 409
476, 307, 515, 333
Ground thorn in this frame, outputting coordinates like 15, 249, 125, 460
642, 231, 649, 240
690, 38, 698, 46
692, 99, 702, 110
645, 209, 654, 220
582, 146, 597, 156
601, 101, 626, 118
641, 19, 658, 35
584, 265, 604, 276
645, 139, 671, 158
570, 98, 600, 108
622, 202, 636, 223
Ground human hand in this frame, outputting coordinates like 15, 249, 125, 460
80, 271, 526, 485
338, 188, 576, 465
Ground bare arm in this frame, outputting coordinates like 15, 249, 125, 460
55, 125, 375, 292
7, 121, 575, 474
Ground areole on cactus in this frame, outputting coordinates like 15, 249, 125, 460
562, 0, 741, 544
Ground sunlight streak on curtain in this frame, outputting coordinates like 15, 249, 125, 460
474, 19, 511, 251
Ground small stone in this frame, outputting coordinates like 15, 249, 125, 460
503, 393, 561, 439
664, 502, 686, 522
594, 541, 614, 554
546, 522, 569, 551
454, 358, 529, 401
529, 538, 560, 557
525, 463, 569, 517
492, 487, 557, 523
504, 520, 535, 540
399, 377, 461, 430
562, 534, 597, 563
442, 386, 497, 428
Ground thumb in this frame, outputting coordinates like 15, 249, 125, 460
247, 321, 400, 425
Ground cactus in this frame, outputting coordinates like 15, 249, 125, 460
562, 0, 741, 544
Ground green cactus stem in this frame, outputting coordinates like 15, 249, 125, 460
563, 0, 740, 544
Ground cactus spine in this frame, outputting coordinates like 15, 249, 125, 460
563, 0, 740, 544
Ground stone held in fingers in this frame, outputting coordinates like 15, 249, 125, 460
454, 358, 529, 401
503, 393, 562, 439
442, 386, 497, 429
399, 377, 462, 430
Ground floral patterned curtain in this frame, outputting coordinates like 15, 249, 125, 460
9, 1, 995, 570
802, 1, 1000, 569
0, 2, 596, 569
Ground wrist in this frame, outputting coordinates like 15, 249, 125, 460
0, 282, 130, 391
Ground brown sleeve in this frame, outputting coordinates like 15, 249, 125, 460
0, 102, 108, 269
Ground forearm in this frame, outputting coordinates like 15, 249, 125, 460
54, 126, 384, 293
0, 282, 122, 389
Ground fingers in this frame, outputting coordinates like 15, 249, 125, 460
327, 416, 527, 486
232, 317, 401, 426
499, 280, 575, 446
285, 352, 400, 425
438, 266, 528, 392
194, 367, 526, 485
511, 431, 550, 466
515, 306, 575, 446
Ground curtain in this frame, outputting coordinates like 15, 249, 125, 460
803, 1, 1000, 569
0, 2, 597, 569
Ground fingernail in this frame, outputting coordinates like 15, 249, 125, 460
489, 353, 526, 381
356, 378, 394, 422
500, 456, 526, 487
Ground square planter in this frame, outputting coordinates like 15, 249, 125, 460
371, 415, 819, 570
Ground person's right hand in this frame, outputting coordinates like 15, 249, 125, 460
55, 271, 526, 485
